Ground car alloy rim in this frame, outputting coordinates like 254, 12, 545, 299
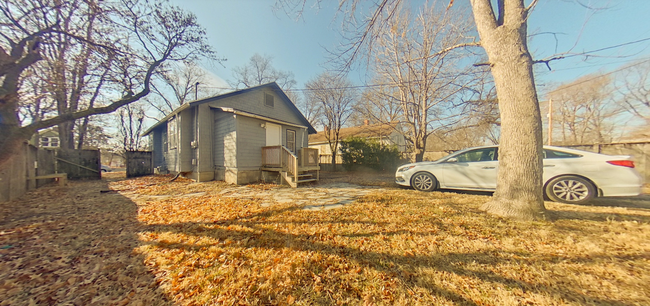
552, 179, 589, 201
413, 174, 433, 190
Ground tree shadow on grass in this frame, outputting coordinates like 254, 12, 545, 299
0, 178, 171, 305
587, 195, 650, 210
141, 204, 636, 306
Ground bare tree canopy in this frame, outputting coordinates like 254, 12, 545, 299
616, 59, 650, 123
277, 0, 548, 220
361, 3, 489, 162
147, 61, 222, 118
305, 72, 358, 167
546, 74, 625, 145
230, 53, 297, 90
0, 0, 216, 165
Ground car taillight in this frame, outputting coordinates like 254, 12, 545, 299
607, 160, 635, 168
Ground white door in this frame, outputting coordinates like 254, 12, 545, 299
266, 123, 281, 146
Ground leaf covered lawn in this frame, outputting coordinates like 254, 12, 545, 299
116, 175, 650, 305
1, 173, 649, 305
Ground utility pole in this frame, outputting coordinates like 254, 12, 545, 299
547, 99, 553, 145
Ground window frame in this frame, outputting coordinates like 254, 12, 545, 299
286, 129, 296, 153
168, 116, 178, 149
449, 147, 497, 163
264, 93, 274, 108
543, 149, 581, 159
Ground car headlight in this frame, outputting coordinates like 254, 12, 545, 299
397, 165, 416, 172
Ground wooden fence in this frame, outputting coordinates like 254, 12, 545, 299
57, 149, 101, 180
125, 151, 153, 178
0, 143, 102, 203
0, 144, 37, 202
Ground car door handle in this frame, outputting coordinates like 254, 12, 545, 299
544, 165, 555, 167
482, 167, 495, 169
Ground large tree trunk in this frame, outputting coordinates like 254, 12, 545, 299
471, 0, 547, 220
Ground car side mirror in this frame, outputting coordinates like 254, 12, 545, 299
446, 157, 458, 163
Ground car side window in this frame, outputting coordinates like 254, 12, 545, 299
543, 149, 581, 159
454, 148, 497, 162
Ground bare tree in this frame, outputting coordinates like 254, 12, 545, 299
0, 0, 215, 165
230, 53, 296, 89
469, 0, 547, 220
230, 53, 301, 104
117, 102, 147, 151
276, 0, 547, 220
147, 61, 215, 118
367, 4, 485, 162
297, 90, 322, 125
616, 59, 650, 122
349, 85, 402, 126
545, 74, 624, 145
305, 72, 358, 167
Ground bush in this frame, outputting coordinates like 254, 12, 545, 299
339, 137, 402, 171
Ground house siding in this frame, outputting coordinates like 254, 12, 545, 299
213, 111, 237, 168
207, 88, 305, 127
195, 103, 214, 181
151, 125, 166, 168
178, 109, 193, 172
236, 115, 265, 169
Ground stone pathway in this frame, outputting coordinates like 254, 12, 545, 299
218, 183, 382, 211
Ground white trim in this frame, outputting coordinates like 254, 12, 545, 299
212, 106, 307, 130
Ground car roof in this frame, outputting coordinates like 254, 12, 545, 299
452, 145, 610, 157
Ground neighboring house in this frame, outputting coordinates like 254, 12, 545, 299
142, 82, 320, 186
308, 121, 407, 163
33, 129, 60, 148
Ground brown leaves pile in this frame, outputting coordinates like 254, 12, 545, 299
1, 173, 649, 306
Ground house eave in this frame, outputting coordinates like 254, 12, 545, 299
212, 107, 309, 130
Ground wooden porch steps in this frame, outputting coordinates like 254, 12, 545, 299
262, 146, 320, 188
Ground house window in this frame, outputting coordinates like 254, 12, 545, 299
40, 136, 59, 148
286, 129, 296, 153
168, 116, 178, 149
264, 93, 274, 107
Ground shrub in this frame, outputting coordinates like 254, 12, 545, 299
339, 136, 402, 171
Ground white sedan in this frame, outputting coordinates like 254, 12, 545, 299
395, 145, 643, 204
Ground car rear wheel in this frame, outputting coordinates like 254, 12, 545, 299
411, 172, 437, 192
545, 175, 596, 204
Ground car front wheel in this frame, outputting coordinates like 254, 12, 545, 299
411, 172, 437, 192
545, 175, 596, 204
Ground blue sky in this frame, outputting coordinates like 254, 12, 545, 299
169, 0, 650, 95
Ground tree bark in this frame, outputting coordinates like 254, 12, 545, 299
470, 0, 547, 220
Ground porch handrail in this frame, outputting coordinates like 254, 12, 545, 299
281, 146, 298, 182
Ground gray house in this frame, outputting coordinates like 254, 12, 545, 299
143, 82, 320, 187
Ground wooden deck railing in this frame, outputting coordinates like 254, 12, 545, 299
262, 146, 282, 167
300, 148, 319, 167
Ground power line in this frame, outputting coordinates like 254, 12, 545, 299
546, 58, 650, 93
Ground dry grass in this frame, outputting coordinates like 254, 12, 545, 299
113, 174, 650, 305
2, 172, 648, 305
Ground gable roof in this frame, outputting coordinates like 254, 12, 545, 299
142, 82, 316, 136
309, 122, 399, 144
